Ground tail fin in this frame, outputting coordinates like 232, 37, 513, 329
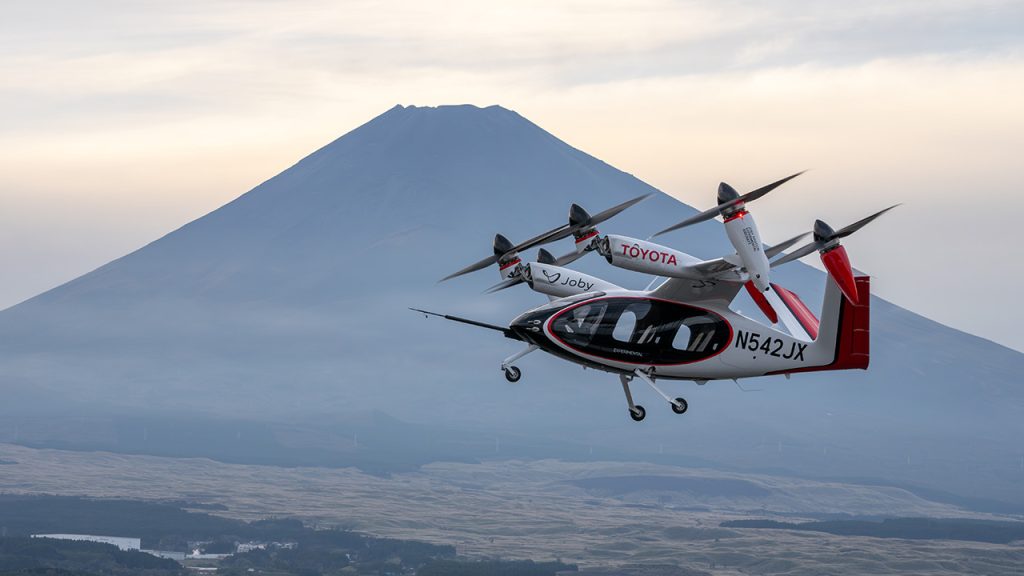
768, 275, 869, 375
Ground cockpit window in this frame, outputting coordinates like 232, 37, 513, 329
612, 301, 649, 342
671, 323, 693, 350
612, 310, 637, 342
551, 302, 607, 347
549, 297, 730, 365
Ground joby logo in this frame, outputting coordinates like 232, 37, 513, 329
542, 270, 561, 283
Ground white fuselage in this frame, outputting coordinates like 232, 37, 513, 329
511, 288, 834, 380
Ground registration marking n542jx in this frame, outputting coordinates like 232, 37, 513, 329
735, 330, 806, 361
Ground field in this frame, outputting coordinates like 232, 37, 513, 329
1, 443, 1021, 575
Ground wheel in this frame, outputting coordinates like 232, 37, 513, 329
671, 397, 688, 414
503, 366, 521, 383
629, 405, 646, 422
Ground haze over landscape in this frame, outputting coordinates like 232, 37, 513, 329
1, 103, 1022, 504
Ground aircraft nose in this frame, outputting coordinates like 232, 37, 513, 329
510, 312, 548, 342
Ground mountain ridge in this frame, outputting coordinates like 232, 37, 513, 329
0, 103, 1021, 505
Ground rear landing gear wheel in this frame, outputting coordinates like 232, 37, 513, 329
503, 366, 521, 383
671, 398, 688, 414
629, 405, 646, 422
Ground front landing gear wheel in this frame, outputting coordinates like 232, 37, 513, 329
629, 405, 646, 422
503, 366, 521, 383
671, 398, 688, 414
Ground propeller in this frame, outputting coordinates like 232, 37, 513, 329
770, 204, 899, 303
441, 193, 650, 282
764, 231, 811, 260
572, 193, 651, 230
652, 171, 806, 237
770, 205, 899, 268
485, 248, 585, 294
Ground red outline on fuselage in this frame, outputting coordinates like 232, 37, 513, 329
544, 295, 734, 367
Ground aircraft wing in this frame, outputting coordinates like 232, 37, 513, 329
689, 257, 739, 277
651, 276, 744, 305
685, 233, 809, 280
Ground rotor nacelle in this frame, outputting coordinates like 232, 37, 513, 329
653, 174, 805, 293
568, 203, 600, 252
493, 233, 522, 281
722, 199, 770, 292
598, 235, 701, 278
717, 182, 746, 219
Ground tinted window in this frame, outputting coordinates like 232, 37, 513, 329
612, 310, 637, 342
671, 323, 693, 350
550, 298, 730, 365
550, 302, 608, 348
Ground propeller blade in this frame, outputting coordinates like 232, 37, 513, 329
833, 204, 900, 239
738, 170, 806, 204
484, 276, 525, 294
588, 193, 652, 227
764, 231, 811, 260
538, 247, 585, 267
441, 228, 567, 282
439, 254, 500, 282
553, 249, 586, 267
442, 194, 649, 282
510, 225, 573, 254
652, 205, 722, 237
769, 241, 823, 268
653, 171, 805, 237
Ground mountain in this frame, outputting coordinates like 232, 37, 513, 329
1, 104, 1021, 507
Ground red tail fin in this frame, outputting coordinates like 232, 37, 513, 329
832, 276, 870, 370
770, 276, 870, 374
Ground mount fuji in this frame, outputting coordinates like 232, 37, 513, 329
1, 105, 1021, 507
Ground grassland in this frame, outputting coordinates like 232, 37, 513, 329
1, 443, 1021, 575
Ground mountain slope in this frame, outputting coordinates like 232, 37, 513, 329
1, 104, 1021, 505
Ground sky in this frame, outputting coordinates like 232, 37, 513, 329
1, 0, 1023, 351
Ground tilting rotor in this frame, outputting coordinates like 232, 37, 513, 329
440, 193, 650, 283
771, 205, 898, 303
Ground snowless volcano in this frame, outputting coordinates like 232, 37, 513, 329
1, 105, 1021, 505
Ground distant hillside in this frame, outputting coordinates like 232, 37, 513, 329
0, 104, 1021, 505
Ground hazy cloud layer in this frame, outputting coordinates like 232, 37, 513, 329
1, 0, 1023, 349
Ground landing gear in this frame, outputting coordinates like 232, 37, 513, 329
500, 345, 536, 383
620, 374, 647, 422
630, 405, 646, 422
671, 397, 688, 414
633, 369, 688, 415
